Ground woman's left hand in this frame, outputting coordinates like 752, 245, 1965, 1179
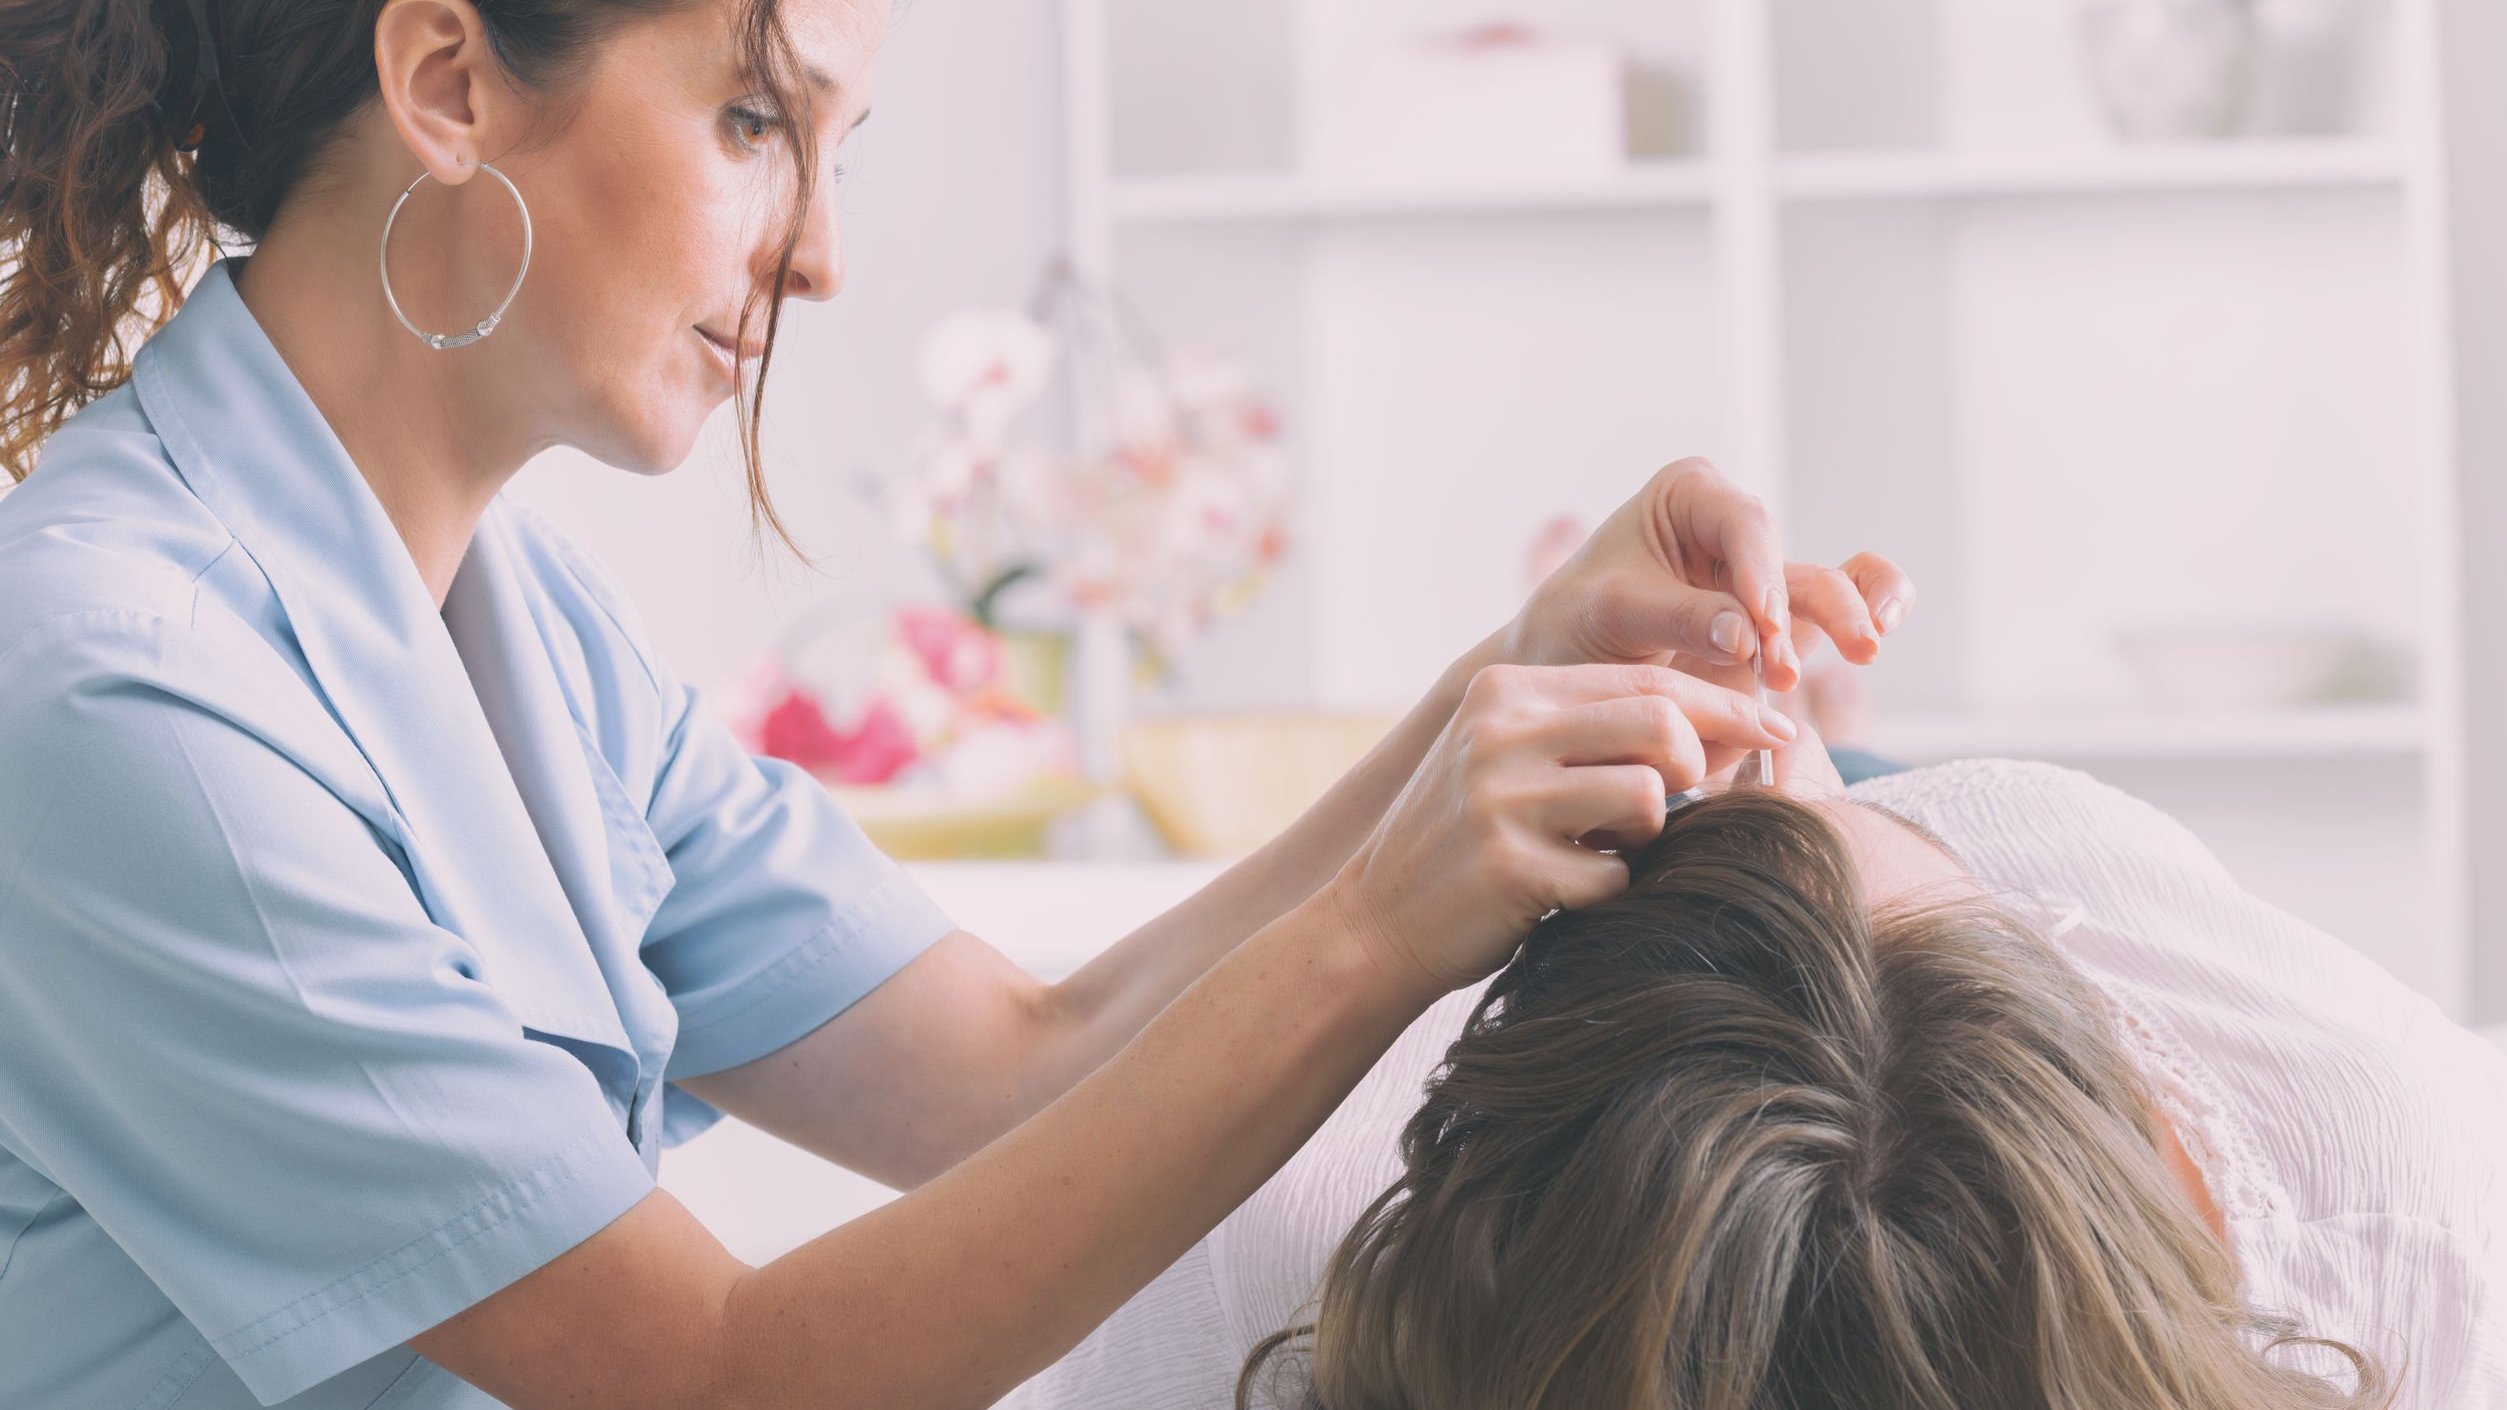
1501, 456, 1916, 693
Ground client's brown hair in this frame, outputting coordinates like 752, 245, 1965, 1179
1241, 787, 2388, 1410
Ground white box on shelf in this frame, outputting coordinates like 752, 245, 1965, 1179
1324, 33, 1628, 183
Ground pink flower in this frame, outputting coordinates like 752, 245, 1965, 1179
756, 684, 923, 785
823, 697, 921, 785
757, 686, 849, 770
722, 655, 799, 754
894, 605, 1002, 694
959, 683, 1042, 726
1114, 442, 1178, 488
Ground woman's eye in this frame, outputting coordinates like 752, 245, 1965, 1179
726, 105, 780, 151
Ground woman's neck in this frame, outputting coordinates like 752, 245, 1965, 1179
230, 205, 536, 610
2148, 1095, 2230, 1248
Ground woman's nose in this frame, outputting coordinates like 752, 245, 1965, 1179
775, 180, 845, 303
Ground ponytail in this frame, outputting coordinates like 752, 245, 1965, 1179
0, 0, 218, 483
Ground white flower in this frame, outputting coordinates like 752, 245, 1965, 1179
870, 649, 962, 746
922, 720, 1082, 801
905, 288, 1292, 659
918, 309, 1057, 432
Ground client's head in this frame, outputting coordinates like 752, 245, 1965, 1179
1246, 784, 2384, 1410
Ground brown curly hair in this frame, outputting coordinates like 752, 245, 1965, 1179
1241, 786, 2394, 1410
0, 0, 820, 558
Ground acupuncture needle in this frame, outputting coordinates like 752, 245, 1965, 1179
1750, 646, 1775, 787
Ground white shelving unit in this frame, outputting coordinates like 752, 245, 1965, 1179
1109, 161, 1717, 222
1777, 136, 2405, 201
1056, 0, 2495, 1017
1866, 702, 2429, 764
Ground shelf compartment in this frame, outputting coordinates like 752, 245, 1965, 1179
1862, 703, 2427, 763
1779, 139, 2405, 203
1109, 161, 1716, 224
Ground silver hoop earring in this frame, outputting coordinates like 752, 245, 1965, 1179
378, 158, 533, 350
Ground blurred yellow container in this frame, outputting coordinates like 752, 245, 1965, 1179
826, 772, 1105, 860
993, 627, 1070, 717
1120, 712, 1402, 858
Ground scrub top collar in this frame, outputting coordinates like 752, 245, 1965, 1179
130, 254, 650, 1068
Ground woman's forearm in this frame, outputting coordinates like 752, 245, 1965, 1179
1020, 626, 1508, 1104
713, 884, 1439, 1409
1231, 625, 1514, 922
671, 632, 1510, 1193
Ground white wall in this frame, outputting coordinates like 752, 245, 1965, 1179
511, 0, 1068, 701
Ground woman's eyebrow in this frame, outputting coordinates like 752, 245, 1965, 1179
796, 64, 873, 121
785, 65, 871, 130
804, 78, 873, 135
1847, 795, 1965, 867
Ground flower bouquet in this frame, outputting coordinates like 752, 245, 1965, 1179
882, 257, 1294, 684
722, 600, 1099, 859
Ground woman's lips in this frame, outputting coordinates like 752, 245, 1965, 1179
695, 326, 743, 380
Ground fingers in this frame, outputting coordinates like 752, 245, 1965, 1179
1781, 551, 1918, 667
1544, 694, 1708, 789
1545, 845, 1637, 917
1610, 577, 1760, 670
1537, 764, 1673, 854
1657, 458, 1790, 676
1785, 561, 1882, 666
1840, 551, 1916, 638
1487, 660, 1798, 750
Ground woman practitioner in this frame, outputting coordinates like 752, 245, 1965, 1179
0, 1, 1914, 1407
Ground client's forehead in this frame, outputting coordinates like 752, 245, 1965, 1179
1814, 794, 1974, 904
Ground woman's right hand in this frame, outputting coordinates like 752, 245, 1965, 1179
1325, 661, 1798, 996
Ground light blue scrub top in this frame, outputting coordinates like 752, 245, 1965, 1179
0, 256, 959, 1408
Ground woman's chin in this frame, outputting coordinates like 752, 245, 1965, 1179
590, 401, 712, 477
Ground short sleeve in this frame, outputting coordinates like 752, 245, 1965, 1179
0, 613, 656, 1406
637, 648, 959, 1082
499, 491, 958, 1090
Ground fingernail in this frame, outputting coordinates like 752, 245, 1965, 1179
1762, 705, 1798, 740
1710, 610, 1747, 657
1876, 598, 1905, 635
1764, 587, 1789, 633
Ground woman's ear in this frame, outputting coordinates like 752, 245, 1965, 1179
372, 0, 507, 183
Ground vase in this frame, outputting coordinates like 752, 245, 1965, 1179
1063, 607, 1142, 856
995, 628, 1070, 717
2244, 0, 2376, 136
2079, 0, 2258, 141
